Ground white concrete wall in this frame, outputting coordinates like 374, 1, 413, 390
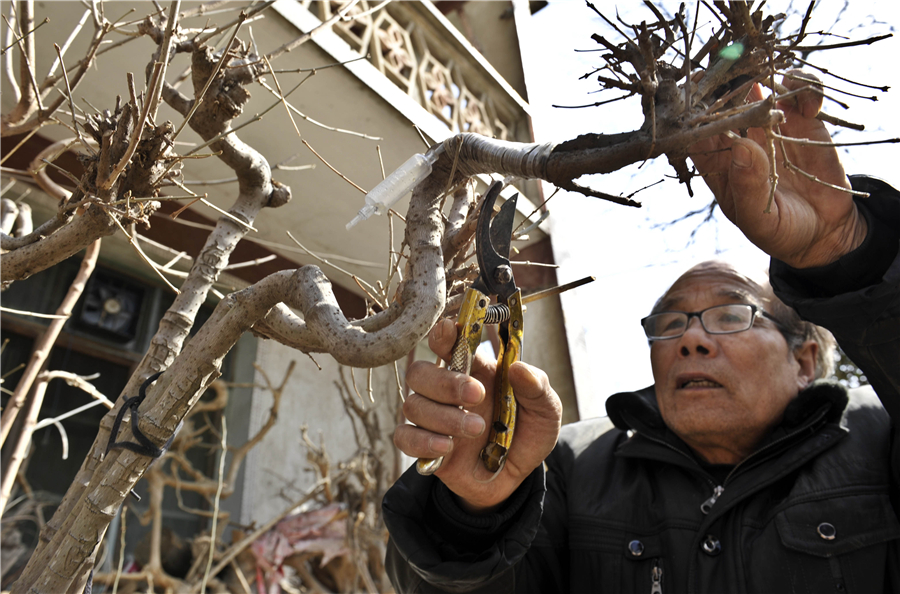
241, 337, 402, 525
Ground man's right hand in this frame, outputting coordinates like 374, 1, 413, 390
393, 318, 563, 513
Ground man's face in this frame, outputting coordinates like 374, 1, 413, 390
649, 264, 816, 464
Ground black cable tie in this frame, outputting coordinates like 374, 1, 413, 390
106, 372, 167, 458
104, 371, 168, 502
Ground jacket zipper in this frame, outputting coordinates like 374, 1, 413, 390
632, 433, 720, 512
636, 407, 827, 515
651, 559, 663, 594
701, 414, 824, 513
699, 485, 724, 514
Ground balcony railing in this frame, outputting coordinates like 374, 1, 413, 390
286, 0, 531, 144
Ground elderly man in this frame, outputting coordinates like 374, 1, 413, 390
383, 74, 900, 592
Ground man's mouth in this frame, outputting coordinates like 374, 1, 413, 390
679, 378, 722, 389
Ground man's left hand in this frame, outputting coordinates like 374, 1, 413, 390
690, 70, 867, 269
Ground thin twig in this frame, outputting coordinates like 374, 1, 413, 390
33, 392, 114, 431
768, 131, 899, 149
146, 0, 181, 122
105, 6, 140, 32
200, 416, 227, 594
166, 178, 257, 231
4, 12, 44, 113
195, 0, 276, 45
167, 151, 223, 161
177, 176, 238, 185
107, 214, 181, 294
512, 211, 549, 239
816, 112, 865, 132
349, 368, 364, 405
3, 5, 21, 103
152, 212, 384, 267
510, 260, 559, 269
171, 196, 203, 218
302, 139, 366, 194
376, 145, 386, 180
112, 194, 199, 205
261, 53, 301, 138
273, 163, 314, 171
386, 238, 408, 287
199, 197, 257, 231
126, 72, 140, 129
46, 10, 90, 79
0, 179, 16, 197
271, 54, 369, 73
172, 12, 247, 142
791, 55, 890, 92
551, 92, 635, 109
0, 307, 69, 320
783, 71, 881, 102
765, 51, 778, 214
676, 10, 690, 118
266, 0, 361, 60
788, 33, 892, 52
0, 17, 48, 55
99, 61, 163, 191
441, 137, 465, 204
286, 231, 381, 297
112, 507, 127, 594
182, 75, 313, 158
257, 78, 382, 140
512, 186, 559, 236
39, 158, 83, 189
0, 128, 41, 166
353, 276, 384, 309
230, 561, 252, 594
783, 158, 871, 197
53, 44, 95, 156
347, 0, 392, 20
413, 124, 430, 149
223, 254, 276, 270
47, 420, 69, 459
393, 360, 404, 403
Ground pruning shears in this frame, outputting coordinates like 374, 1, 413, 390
417, 180, 523, 476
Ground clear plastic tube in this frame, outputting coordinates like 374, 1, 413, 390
346, 151, 438, 229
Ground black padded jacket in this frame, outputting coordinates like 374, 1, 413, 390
383, 176, 900, 593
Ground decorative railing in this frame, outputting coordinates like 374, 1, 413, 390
298, 0, 529, 143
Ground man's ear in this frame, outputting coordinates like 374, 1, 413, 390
794, 340, 818, 388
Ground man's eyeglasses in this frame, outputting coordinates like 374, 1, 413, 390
640, 304, 778, 340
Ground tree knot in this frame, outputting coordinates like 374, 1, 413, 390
267, 180, 292, 208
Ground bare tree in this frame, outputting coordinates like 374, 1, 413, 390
0, 1, 893, 592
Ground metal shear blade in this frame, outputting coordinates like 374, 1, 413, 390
475, 181, 519, 301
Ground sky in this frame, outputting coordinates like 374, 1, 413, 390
520, 1, 900, 419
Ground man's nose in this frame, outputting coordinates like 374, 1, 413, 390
678, 316, 716, 356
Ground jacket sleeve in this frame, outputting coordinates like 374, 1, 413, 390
769, 175, 900, 422
382, 464, 546, 593
769, 173, 900, 523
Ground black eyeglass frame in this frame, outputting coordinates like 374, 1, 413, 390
640, 303, 783, 341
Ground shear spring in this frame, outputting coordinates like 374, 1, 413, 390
484, 303, 510, 325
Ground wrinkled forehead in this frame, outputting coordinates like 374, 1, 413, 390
653, 262, 768, 312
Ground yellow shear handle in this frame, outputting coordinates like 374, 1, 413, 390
480, 289, 523, 473
416, 288, 489, 476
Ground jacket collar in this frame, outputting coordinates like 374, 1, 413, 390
607, 380, 849, 433
606, 380, 850, 463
